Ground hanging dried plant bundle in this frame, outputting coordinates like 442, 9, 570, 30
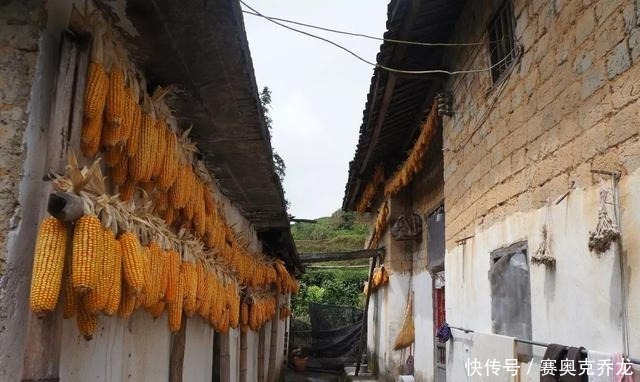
368, 201, 390, 249
356, 164, 385, 213
384, 102, 439, 198
393, 292, 415, 350
588, 182, 620, 255
531, 225, 555, 267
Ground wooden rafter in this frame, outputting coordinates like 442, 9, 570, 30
299, 248, 384, 264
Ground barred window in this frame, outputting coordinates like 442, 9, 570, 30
488, 1, 517, 83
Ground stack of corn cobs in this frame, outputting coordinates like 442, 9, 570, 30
30, 20, 298, 340
30, 214, 298, 340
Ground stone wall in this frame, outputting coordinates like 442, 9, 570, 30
442, 0, 640, 249
0, 0, 43, 274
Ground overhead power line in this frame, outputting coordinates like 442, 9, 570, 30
241, 10, 486, 47
240, 1, 517, 76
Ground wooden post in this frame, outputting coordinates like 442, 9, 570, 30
21, 33, 85, 382
239, 331, 248, 382
258, 325, 266, 382
355, 254, 378, 376
169, 317, 187, 382
219, 334, 231, 382
267, 299, 281, 382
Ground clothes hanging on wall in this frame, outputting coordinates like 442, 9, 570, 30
471, 332, 516, 382
613, 353, 635, 382
587, 350, 612, 382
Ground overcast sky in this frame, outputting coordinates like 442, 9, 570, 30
242, 0, 389, 220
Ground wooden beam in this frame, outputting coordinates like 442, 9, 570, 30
169, 317, 187, 382
355, 255, 378, 376
299, 248, 384, 264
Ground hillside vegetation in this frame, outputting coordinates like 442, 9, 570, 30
291, 211, 371, 319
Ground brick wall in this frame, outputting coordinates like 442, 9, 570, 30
442, 0, 640, 249
0, 1, 43, 273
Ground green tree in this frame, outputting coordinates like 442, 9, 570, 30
260, 86, 286, 183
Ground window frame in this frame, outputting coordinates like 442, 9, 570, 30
487, 0, 517, 85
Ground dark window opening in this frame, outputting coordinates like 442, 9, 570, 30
426, 205, 445, 272
489, 241, 532, 361
488, 1, 517, 83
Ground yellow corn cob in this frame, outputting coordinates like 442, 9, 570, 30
141, 246, 154, 307
147, 300, 166, 319
29, 217, 67, 315
204, 189, 215, 214
195, 260, 206, 308
158, 249, 169, 301
120, 88, 135, 143
126, 102, 142, 157
83, 62, 109, 120
103, 144, 122, 167
168, 165, 189, 208
128, 113, 155, 182
158, 129, 178, 190
105, 66, 126, 129
81, 119, 102, 159
152, 120, 168, 179
182, 261, 198, 317
197, 271, 213, 319
184, 177, 197, 221
63, 269, 76, 319
165, 206, 176, 226
104, 238, 122, 316
143, 243, 163, 307
168, 271, 185, 332
193, 184, 206, 237
72, 215, 101, 294
76, 302, 98, 341
155, 192, 168, 214
119, 181, 136, 202
241, 323, 248, 334
165, 250, 180, 303
118, 285, 137, 319
111, 155, 128, 186
120, 232, 145, 295
84, 229, 113, 314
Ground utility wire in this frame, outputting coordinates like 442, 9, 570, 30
241, 9, 487, 47
240, 0, 517, 76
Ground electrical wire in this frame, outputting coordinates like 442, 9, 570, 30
240, 0, 518, 76
241, 9, 488, 47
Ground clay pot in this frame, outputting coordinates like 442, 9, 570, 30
293, 356, 309, 372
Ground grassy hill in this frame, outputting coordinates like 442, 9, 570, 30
291, 210, 372, 318
291, 210, 370, 265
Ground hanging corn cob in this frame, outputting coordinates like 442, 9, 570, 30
182, 261, 198, 317
168, 271, 185, 332
30, 216, 67, 315
165, 250, 181, 303
76, 302, 98, 341
81, 21, 108, 158
84, 228, 113, 314
103, 237, 122, 316
72, 214, 102, 294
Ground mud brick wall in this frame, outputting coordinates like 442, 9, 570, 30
0, 1, 43, 273
442, 0, 640, 249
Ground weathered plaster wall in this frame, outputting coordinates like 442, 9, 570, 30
446, 168, 640, 378
442, 0, 640, 250
0, 0, 42, 275
184, 318, 215, 382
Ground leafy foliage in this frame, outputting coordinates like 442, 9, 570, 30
260, 86, 286, 183
291, 210, 371, 320
292, 268, 368, 318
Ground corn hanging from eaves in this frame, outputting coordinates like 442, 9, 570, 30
72, 214, 101, 294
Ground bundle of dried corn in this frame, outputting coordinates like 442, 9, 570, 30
384, 102, 438, 198
356, 164, 385, 213
368, 201, 390, 249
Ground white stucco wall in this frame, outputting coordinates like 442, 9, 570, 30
413, 270, 435, 381
183, 318, 215, 382
60, 310, 171, 381
446, 169, 640, 380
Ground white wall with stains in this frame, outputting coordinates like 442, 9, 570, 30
184, 318, 215, 382
445, 169, 640, 380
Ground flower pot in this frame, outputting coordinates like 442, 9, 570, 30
293, 356, 308, 372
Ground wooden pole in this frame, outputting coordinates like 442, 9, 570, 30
258, 325, 266, 382
169, 317, 187, 382
355, 254, 378, 376
239, 331, 248, 382
299, 248, 383, 264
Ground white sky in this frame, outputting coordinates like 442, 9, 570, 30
242, 0, 389, 220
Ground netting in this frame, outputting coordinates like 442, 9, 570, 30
299, 302, 363, 371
